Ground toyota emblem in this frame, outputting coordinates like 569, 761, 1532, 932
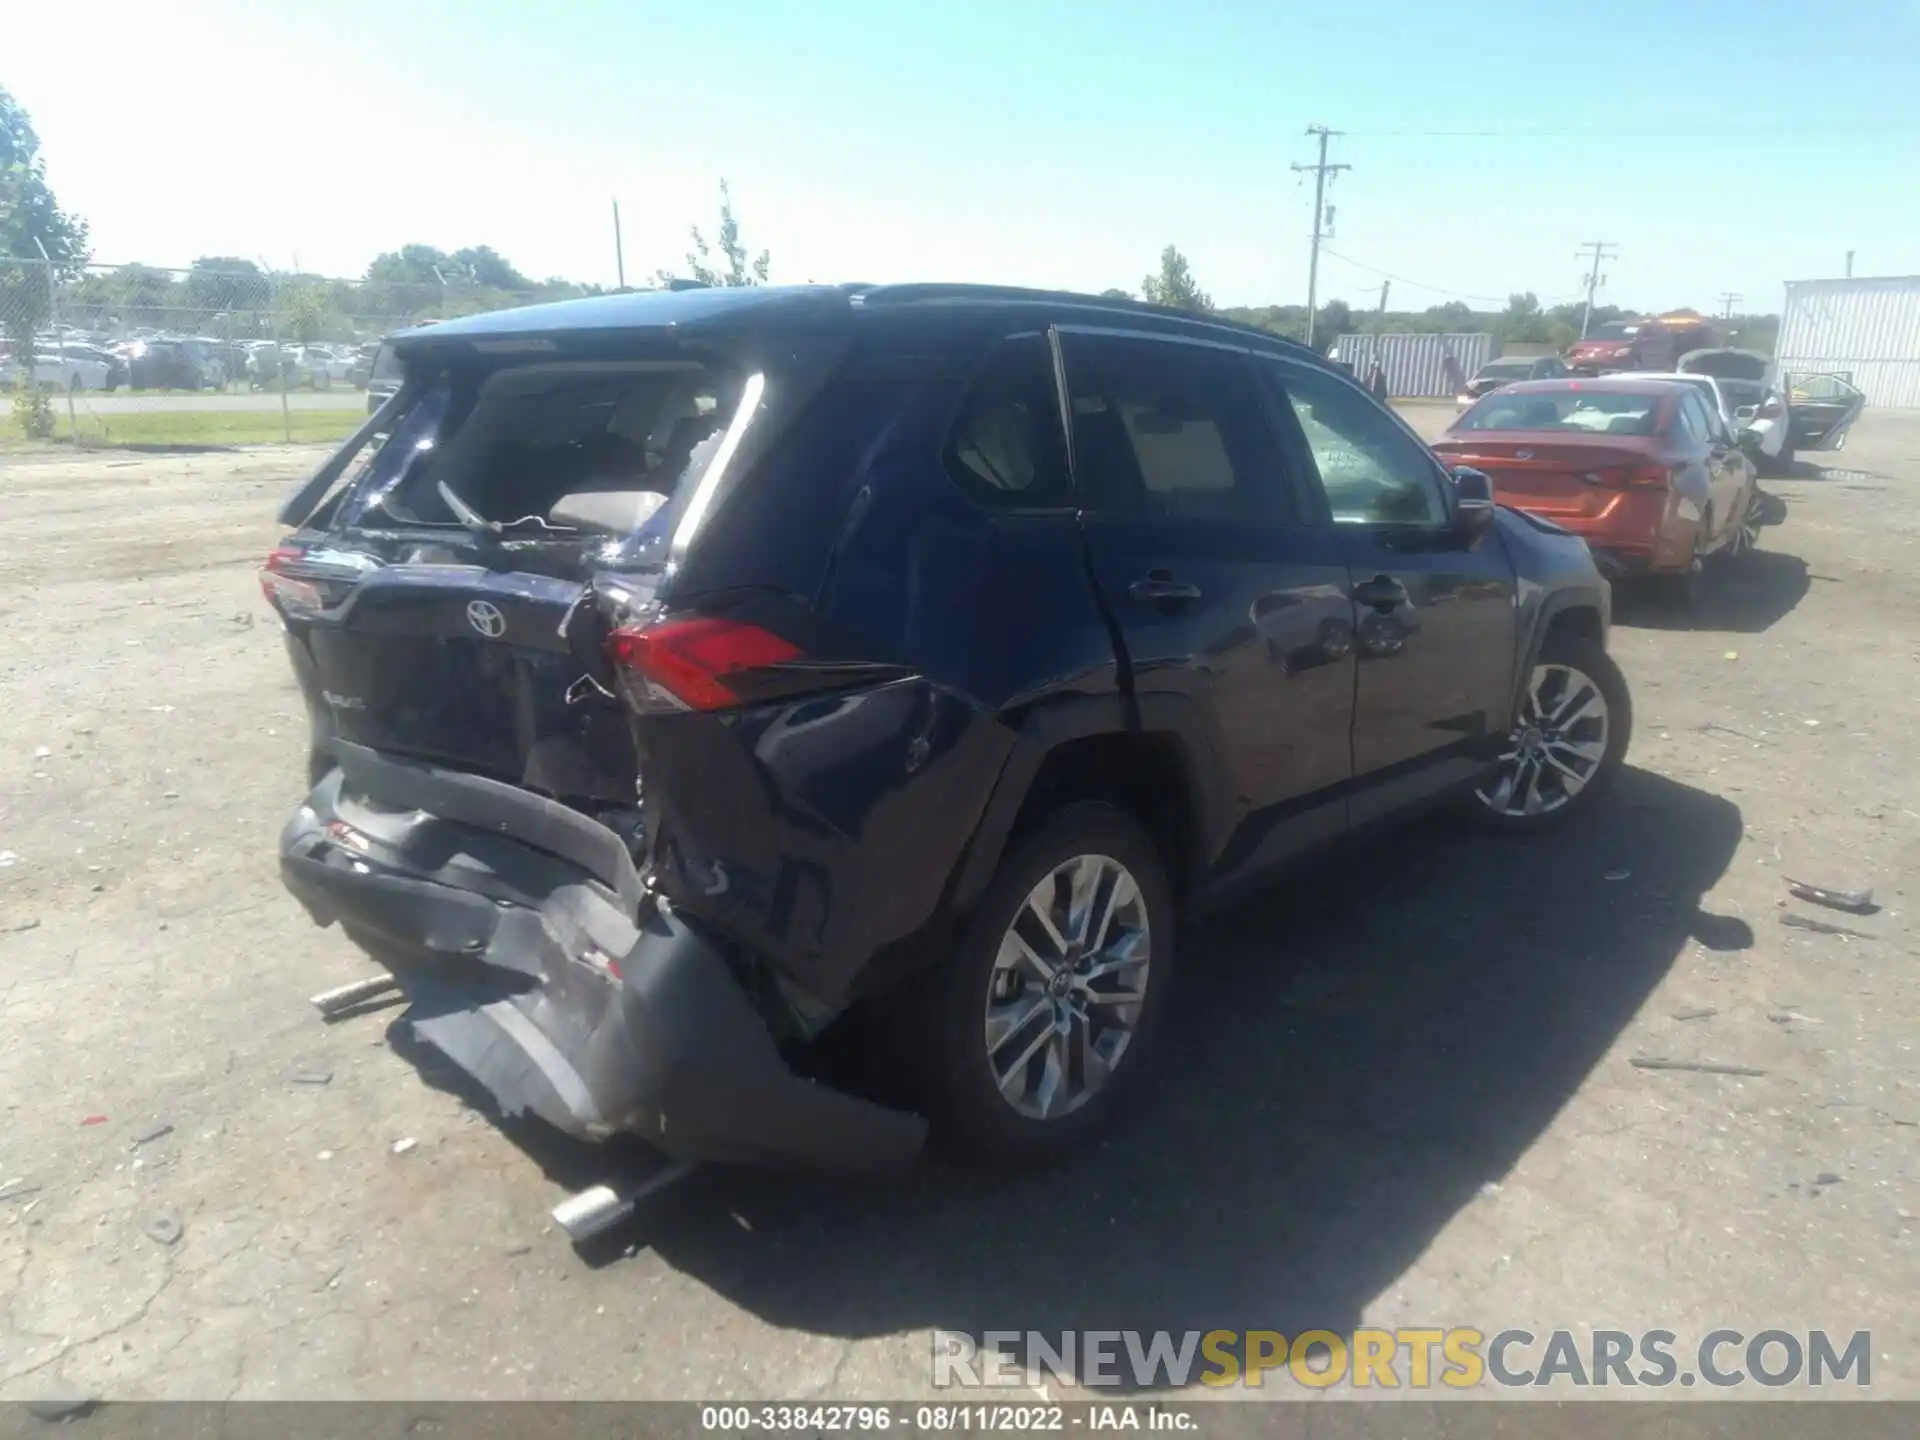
466, 600, 507, 638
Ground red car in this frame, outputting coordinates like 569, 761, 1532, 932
1433, 378, 1759, 605
1566, 314, 1719, 375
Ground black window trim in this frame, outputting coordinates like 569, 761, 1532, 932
1258, 351, 1458, 533
938, 328, 1080, 516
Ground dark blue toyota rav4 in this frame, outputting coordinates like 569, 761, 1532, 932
265, 283, 1629, 1182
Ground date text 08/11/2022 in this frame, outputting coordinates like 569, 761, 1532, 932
699, 1406, 1197, 1432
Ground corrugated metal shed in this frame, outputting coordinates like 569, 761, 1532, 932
1328, 332, 1494, 398
1777, 276, 1920, 409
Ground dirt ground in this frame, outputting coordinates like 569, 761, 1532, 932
1, 412, 1917, 1402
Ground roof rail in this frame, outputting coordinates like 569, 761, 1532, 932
852, 283, 1318, 357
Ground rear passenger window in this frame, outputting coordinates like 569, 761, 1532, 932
1059, 333, 1297, 523
944, 334, 1072, 508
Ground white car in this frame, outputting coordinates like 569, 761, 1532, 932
2, 348, 114, 392
1613, 368, 1790, 471
1675, 349, 1863, 472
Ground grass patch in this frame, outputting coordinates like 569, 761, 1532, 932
5, 407, 364, 449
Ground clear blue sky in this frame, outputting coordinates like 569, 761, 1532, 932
14, 0, 1920, 313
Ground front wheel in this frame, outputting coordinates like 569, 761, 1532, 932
927, 802, 1174, 1168
1464, 632, 1631, 833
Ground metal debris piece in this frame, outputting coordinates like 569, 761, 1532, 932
1781, 913, 1874, 939
1784, 877, 1876, 914
1768, 1011, 1821, 1027
287, 1063, 333, 1086
1671, 1007, 1718, 1022
131, 1121, 174, 1147
141, 1209, 184, 1246
1631, 1056, 1768, 1078
1814, 1172, 1842, 1186
391, 1137, 418, 1156
311, 972, 400, 1019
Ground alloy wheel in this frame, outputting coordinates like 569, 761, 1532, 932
983, 854, 1151, 1121
1476, 662, 1612, 818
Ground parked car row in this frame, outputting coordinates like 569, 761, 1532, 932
262, 282, 1633, 1207
5, 328, 392, 392
1457, 348, 1864, 477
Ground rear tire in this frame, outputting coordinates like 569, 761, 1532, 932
926, 802, 1174, 1169
1462, 631, 1631, 834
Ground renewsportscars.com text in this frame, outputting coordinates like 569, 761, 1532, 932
933, 1328, 1873, 1391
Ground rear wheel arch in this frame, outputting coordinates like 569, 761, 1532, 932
950, 699, 1225, 916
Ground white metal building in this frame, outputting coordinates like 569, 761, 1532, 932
1776, 275, 1920, 409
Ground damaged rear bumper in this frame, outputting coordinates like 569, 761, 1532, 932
278, 742, 926, 1175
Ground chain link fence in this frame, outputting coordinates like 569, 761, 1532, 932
3, 257, 593, 444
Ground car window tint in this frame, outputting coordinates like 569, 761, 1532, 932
943, 333, 1072, 509
1060, 333, 1296, 523
1269, 361, 1447, 525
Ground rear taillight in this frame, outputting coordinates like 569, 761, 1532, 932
260, 546, 324, 614
605, 616, 802, 713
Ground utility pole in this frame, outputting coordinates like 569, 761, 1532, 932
1845, 249, 1855, 278
1375, 279, 1391, 316
1292, 126, 1350, 349
1718, 291, 1743, 320
1575, 240, 1618, 339
612, 200, 627, 289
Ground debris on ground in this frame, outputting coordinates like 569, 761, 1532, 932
391, 1137, 418, 1156
131, 1121, 174, 1147
1781, 913, 1875, 939
1768, 1011, 1821, 1027
287, 1063, 333, 1086
32, 746, 50, 760
1814, 1172, 1843, 1186
80, 1114, 107, 1126
0, 851, 19, 868
1631, 1057, 1769, 1078
0, 1178, 42, 1204
1784, 877, 1877, 913
4, 917, 40, 933
141, 1208, 185, 1246
1671, 1007, 1718, 1022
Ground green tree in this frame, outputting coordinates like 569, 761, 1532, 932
449, 245, 530, 291
1140, 245, 1212, 311
1099, 287, 1134, 300
2, 86, 90, 436
660, 180, 771, 288
1315, 299, 1354, 352
183, 256, 268, 314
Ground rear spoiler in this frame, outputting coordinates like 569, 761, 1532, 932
276, 382, 415, 528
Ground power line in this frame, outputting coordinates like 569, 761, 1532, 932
1718, 291, 1743, 319
1318, 246, 1584, 307
1576, 240, 1619, 339
1291, 126, 1350, 348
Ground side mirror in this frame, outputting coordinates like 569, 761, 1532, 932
1450, 465, 1496, 543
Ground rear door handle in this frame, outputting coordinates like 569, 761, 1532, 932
1127, 575, 1202, 606
1352, 575, 1409, 610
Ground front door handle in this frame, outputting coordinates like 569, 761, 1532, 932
1127, 574, 1203, 606
1352, 575, 1409, 611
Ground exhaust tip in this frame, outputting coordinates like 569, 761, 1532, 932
551, 1184, 636, 1244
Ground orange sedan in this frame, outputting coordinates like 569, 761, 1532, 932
1432, 378, 1759, 606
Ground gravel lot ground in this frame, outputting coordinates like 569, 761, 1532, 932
1, 412, 1917, 1402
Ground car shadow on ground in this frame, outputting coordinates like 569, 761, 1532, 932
390, 766, 1746, 1390
1614, 548, 1809, 635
